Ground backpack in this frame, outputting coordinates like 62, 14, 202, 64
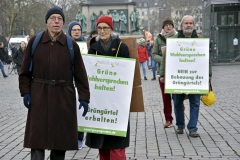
29, 31, 74, 75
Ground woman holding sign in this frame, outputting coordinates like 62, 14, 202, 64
86, 16, 130, 160
152, 18, 178, 128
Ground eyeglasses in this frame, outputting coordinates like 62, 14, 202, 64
97, 27, 111, 31
49, 16, 63, 22
71, 29, 81, 32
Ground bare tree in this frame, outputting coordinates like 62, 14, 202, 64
0, 0, 37, 41
168, 0, 202, 31
0, 0, 82, 41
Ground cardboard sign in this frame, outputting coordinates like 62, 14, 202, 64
121, 37, 144, 112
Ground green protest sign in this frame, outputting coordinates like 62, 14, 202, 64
165, 38, 210, 94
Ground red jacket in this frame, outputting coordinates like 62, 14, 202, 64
137, 45, 148, 62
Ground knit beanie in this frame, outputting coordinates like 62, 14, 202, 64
139, 38, 146, 44
162, 18, 174, 28
96, 16, 114, 30
45, 6, 65, 23
67, 21, 82, 36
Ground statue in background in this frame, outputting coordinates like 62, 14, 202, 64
75, 10, 87, 32
119, 11, 127, 34
97, 11, 105, 20
130, 8, 139, 32
90, 12, 97, 30
107, 10, 114, 18
112, 10, 120, 32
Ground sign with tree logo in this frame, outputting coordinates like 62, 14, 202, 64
165, 38, 210, 94
77, 55, 135, 137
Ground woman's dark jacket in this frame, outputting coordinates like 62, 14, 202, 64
85, 35, 130, 149
13, 48, 25, 66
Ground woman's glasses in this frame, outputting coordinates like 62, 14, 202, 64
97, 27, 111, 31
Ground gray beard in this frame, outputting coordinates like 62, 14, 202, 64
183, 29, 193, 37
183, 29, 193, 35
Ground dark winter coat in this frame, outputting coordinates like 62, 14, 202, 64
13, 48, 25, 66
19, 30, 90, 150
0, 47, 8, 62
86, 35, 130, 149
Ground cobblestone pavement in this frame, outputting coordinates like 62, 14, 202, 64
1, 64, 240, 160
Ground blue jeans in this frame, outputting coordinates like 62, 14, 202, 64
0, 61, 7, 76
148, 56, 151, 67
151, 58, 157, 78
172, 94, 201, 132
139, 61, 147, 77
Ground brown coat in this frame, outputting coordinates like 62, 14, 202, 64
19, 30, 90, 150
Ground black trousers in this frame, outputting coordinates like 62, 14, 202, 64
31, 149, 66, 160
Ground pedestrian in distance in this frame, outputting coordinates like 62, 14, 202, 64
146, 40, 152, 70
13, 41, 27, 74
87, 29, 98, 49
10, 43, 18, 57
0, 42, 8, 78
87, 29, 98, 41
149, 40, 157, 80
172, 15, 212, 137
86, 15, 130, 160
18, 6, 90, 159
137, 38, 148, 80
152, 18, 178, 128
67, 21, 86, 150
0, 33, 8, 47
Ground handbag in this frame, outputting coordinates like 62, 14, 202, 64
201, 82, 216, 107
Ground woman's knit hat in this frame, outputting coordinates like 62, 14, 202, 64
162, 18, 174, 28
67, 21, 82, 36
139, 38, 146, 44
45, 6, 65, 23
96, 16, 114, 30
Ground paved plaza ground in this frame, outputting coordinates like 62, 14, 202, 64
0, 64, 240, 160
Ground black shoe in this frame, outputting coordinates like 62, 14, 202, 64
151, 77, 156, 80
176, 128, 184, 134
144, 77, 147, 80
3, 75, 8, 78
189, 131, 199, 137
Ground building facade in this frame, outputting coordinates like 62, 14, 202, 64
202, 0, 240, 62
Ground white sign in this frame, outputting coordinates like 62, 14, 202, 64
165, 38, 210, 94
233, 38, 238, 46
77, 42, 88, 54
76, 55, 136, 137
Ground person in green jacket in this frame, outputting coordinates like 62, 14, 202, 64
152, 18, 178, 128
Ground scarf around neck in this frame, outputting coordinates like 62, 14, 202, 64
160, 28, 177, 38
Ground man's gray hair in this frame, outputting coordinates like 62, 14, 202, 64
180, 15, 195, 28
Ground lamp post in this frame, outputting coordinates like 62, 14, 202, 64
162, 3, 166, 19
147, 6, 150, 32
159, 3, 166, 30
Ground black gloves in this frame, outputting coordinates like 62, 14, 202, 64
79, 100, 89, 116
23, 93, 31, 109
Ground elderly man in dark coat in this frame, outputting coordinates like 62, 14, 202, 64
19, 6, 90, 160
